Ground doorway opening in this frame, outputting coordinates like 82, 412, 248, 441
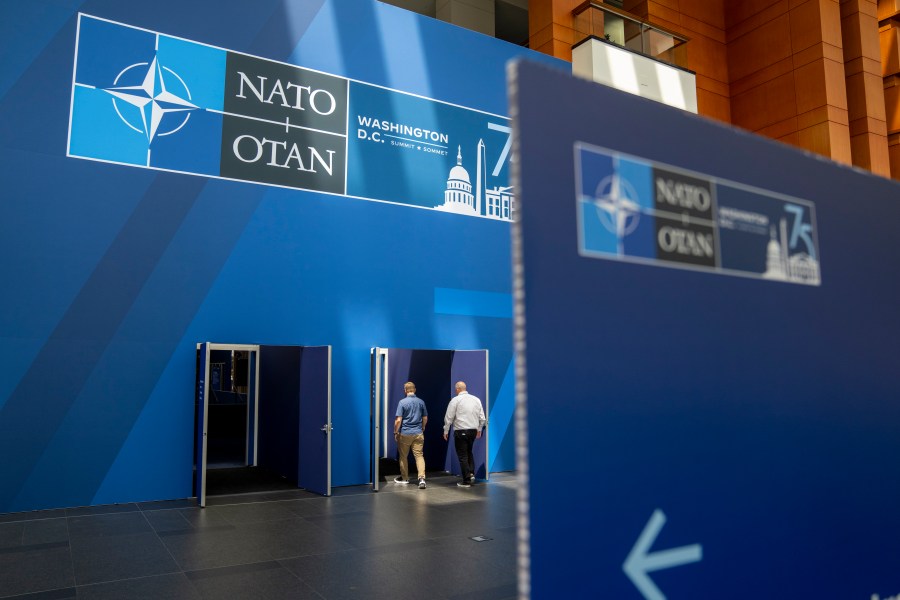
371, 348, 489, 491
195, 343, 332, 506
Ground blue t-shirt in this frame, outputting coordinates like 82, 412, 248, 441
396, 395, 428, 435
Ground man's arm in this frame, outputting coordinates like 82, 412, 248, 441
476, 400, 486, 438
443, 397, 458, 440
394, 416, 402, 437
422, 415, 428, 430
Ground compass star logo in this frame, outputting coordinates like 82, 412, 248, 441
104, 56, 198, 142
591, 173, 641, 240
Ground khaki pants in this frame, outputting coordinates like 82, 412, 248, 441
397, 433, 425, 481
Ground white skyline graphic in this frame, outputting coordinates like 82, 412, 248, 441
436, 140, 514, 221
763, 217, 820, 284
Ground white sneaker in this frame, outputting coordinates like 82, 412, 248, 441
394, 477, 409, 484
418, 478, 426, 489
457, 481, 471, 488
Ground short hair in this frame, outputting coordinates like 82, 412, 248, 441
455, 381, 467, 391
404, 381, 416, 393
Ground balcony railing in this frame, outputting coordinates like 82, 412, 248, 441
572, 1, 689, 70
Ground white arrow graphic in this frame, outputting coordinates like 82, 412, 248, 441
623, 509, 702, 600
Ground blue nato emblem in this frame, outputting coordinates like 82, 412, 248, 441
69, 16, 225, 175
577, 146, 655, 259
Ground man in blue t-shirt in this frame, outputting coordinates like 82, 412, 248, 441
394, 381, 428, 489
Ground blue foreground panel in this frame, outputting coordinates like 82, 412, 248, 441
510, 60, 900, 599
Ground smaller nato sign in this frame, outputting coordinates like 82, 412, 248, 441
575, 143, 821, 285
67, 14, 514, 221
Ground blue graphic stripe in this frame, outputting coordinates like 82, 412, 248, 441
0, 173, 207, 512
87, 182, 265, 507
434, 288, 512, 318
0, 1, 84, 102
488, 356, 515, 472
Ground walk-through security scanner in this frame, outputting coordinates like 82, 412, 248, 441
195, 343, 332, 506
370, 348, 488, 491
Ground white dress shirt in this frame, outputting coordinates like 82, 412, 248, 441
443, 392, 486, 433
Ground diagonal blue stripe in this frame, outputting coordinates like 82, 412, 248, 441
0, 1, 84, 102
0, 172, 206, 512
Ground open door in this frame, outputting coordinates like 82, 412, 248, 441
371, 347, 387, 491
196, 343, 332, 502
370, 348, 489, 488
246, 350, 258, 466
195, 343, 261, 506
448, 350, 490, 481
298, 346, 332, 496
195, 342, 210, 507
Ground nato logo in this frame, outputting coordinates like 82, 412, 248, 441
576, 144, 655, 260
68, 15, 226, 176
575, 144, 819, 285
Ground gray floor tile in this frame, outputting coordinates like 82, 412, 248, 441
0, 588, 77, 599
280, 550, 421, 600
248, 518, 354, 560
158, 526, 274, 571
67, 512, 152, 539
186, 561, 320, 599
69, 532, 179, 585
75, 573, 200, 600
0, 544, 74, 598
136, 499, 196, 512
23, 519, 69, 546
0, 523, 24, 549
258, 489, 320, 502
284, 494, 388, 519
65, 504, 140, 518
175, 507, 234, 530
448, 582, 518, 600
303, 512, 430, 550
142, 510, 192, 534
0, 509, 68, 525
203, 501, 303, 525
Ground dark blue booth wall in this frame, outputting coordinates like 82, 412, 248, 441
0, 0, 563, 512
512, 61, 900, 598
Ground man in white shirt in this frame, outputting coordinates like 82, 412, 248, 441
442, 381, 486, 488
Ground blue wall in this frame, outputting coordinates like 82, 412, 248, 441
0, 0, 562, 513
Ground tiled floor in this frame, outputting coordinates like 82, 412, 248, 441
0, 474, 519, 599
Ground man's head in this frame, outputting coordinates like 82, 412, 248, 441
455, 381, 467, 394
404, 382, 416, 395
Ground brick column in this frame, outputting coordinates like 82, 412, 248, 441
880, 0, 900, 178
528, 0, 581, 62
841, 0, 891, 175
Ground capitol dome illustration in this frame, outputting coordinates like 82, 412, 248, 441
436, 140, 514, 221
763, 225, 787, 280
439, 146, 477, 215
763, 218, 820, 284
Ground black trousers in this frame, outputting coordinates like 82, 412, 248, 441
453, 429, 477, 479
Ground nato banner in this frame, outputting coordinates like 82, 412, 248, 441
576, 143, 821, 285
68, 14, 514, 220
